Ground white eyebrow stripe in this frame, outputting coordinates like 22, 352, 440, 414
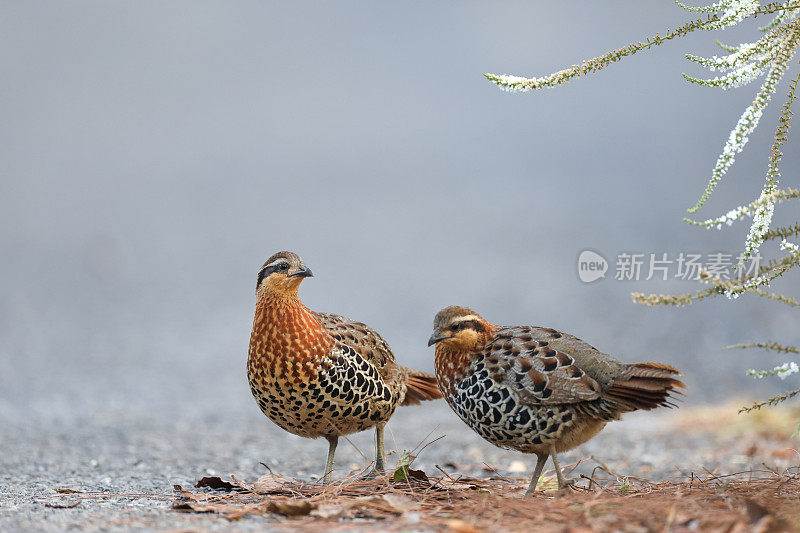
261, 257, 289, 270
260, 258, 289, 272
452, 315, 481, 323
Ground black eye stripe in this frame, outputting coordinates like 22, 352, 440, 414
256, 268, 269, 289
451, 320, 484, 332
256, 262, 291, 289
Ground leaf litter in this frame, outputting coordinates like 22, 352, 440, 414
171, 459, 800, 531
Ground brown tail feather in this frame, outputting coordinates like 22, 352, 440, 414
604, 362, 685, 412
402, 368, 442, 406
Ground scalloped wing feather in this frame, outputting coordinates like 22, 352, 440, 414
314, 312, 398, 376
315, 312, 441, 405
484, 327, 602, 405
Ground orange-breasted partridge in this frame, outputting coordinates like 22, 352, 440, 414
248, 251, 441, 482
428, 306, 684, 495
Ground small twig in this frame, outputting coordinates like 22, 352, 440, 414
481, 463, 513, 482
409, 425, 443, 457
413, 434, 446, 460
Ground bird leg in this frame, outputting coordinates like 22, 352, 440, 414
374, 423, 386, 472
525, 452, 549, 496
358, 424, 386, 480
549, 443, 575, 490
322, 435, 338, 483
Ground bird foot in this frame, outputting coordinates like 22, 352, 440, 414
556, 477, 579, 492
359, 466, 386, 480
522, 477, 578, 496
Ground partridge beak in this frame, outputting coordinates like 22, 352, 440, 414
289, 266, 313, 278
427, 329, 450, 347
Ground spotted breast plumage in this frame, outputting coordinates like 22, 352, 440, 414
428, 306, 684, 495
247, 251, 441, 481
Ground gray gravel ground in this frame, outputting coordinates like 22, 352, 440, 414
2, 402, 795, 531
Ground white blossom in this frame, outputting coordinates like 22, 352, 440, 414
678, 0, 760, 30
759, 0, 800, 32
777, 361, 800, 379
687, 37, 782, 73
676, 0, 744, 14
741, 190, 776, 264
746, 361, 800, 379
687, 39, 794, 214
491, 74, 538, 92
780, 239, 800, 253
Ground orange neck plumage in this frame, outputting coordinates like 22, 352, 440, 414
433, 322, 499, 392
249, 293, 334, 379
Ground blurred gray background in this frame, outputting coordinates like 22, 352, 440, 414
2, 1, 798, 429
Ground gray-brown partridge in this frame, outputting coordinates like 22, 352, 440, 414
428, 306, 684, 495
248, 251, 441, 482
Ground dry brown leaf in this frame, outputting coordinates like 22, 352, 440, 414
726, 520, 752, 533
391, 466, 429, 484
446, 518, 480, 533
253, 472, 297, 493
310, 503, 345, 519
195, 476, 239, 492
744, 498, 771, 524
381, 493, 420, 513
173, 491, 224, 514
45, 498, 81, 509
751, 515, 775, 533
173, 486, 231, 514
347, 495, 403, 517
173, 501, 219, 513
343, 493, 420, 516
266, 498, 314, 516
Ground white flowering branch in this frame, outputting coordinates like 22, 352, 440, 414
485, 2, 800, 92
686, 32, 784, 73
759, 0, 800, 30
484, 14, 723, 92
488, 1, 800, 417
738, 68, 800, 264
686, 54, 796, 214
683, 37, 786, 89
731, 342, 800, 411
728, 341, 800, 354
683, 0, 761, 31
723, 243, 799, 298
684, 187, 799, 229
746, 362, 799, 378
764, 222, 800, 240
